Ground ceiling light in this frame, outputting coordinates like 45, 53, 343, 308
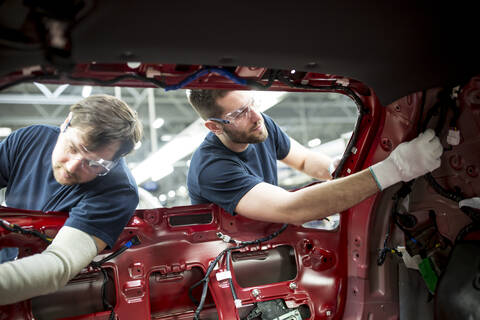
161, 134, 172, 141
0, 127, 12, 137
308, 138, 321, 148
127, 62, 141, 69
134, 141, 142, 150
82, 85, 92, 98
152, 118, 165, 129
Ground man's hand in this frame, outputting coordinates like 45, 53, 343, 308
370, 129, 443, 190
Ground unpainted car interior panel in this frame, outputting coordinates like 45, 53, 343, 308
0, 69, 479, 320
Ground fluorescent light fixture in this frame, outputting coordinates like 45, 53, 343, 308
161, 134, 172, 141
0, 127, 12, 137
127, 62, 141, 69
152, 118, 165, 129
308, 138, 321, 148
82, 85, 92, 98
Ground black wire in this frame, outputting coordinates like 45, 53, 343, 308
0, 73, 60, 92
425, 173, 463, 203
274, 71, 369, 179
100, 268, 116, 320
460, 206, 480, 224
0, 219, 52, 244
455, 222, 480, 243
90, 235, 140, 268
378, 184, 411, 266
226, 250, 238, 301
416, 90, 427, 131
420, 88, 468, 206
245, 69, 278, 90
191, 224, 288, 320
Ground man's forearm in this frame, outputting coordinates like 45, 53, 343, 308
302, 151, 333, 180
236, 169, 379, 224
287, 169, 379, 223
0, 226, 97, 305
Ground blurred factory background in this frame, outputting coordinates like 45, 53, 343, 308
0, 83, 358, 208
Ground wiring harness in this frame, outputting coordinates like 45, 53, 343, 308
0, 218, 52, 244
189, 223, 288, 320
89, 235, 140, 320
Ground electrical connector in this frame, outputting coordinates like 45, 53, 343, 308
447, 128, 460, 146
216, 232, 232, 243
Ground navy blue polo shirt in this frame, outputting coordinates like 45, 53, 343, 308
187, 113, 291, 214
0, 125, 139, 248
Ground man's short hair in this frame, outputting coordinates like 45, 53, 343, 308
187, 89, 231, 120
69, 94, 143, 159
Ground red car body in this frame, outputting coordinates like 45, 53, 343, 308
0, 1, 479, 319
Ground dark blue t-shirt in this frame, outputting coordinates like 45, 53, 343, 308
0, 125, 139, 248
187, 114, 291, 214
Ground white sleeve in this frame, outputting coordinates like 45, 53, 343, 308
0, 226, 98, 305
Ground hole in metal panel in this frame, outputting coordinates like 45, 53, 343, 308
31, 269, 116, 320
301, 213, 340, 230
149, 267, 216, 318
232, 245, 297, 287
169, 213, 213, 226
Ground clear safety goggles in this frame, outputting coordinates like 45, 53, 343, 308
62, 121, 118, 176
208, 99, 258, 126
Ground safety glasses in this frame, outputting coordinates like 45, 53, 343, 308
62, 120, 118, 176
208, 99, 257, 126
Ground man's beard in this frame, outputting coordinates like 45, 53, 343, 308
52, 162, 79, 185
223, 121, 268, 144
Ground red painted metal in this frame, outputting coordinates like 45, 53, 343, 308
1, 204, 349, 319
0, 65, 382, 319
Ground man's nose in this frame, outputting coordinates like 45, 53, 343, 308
249, 107, 262, 122
65, 158, 83, 173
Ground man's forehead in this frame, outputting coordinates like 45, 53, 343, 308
219, 91, 253, 110
64, 126, 120, 160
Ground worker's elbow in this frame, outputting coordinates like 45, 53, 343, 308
276, 208, 309, 226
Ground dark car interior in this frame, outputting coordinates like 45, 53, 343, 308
0, 1, 479, 319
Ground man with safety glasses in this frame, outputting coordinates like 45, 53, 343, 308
0, 94, 143, 305
187, 89, 442, 225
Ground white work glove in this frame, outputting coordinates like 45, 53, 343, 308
459, 197, 480, 209
369, 129, 443, 190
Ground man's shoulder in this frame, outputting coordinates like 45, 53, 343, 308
4, 125, 58, 153
14, 124, 58, 140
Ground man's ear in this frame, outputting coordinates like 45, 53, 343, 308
205, 120, 224, 135
60, 112, 73, 132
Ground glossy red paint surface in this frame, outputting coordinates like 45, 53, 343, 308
1, 204, 347, 319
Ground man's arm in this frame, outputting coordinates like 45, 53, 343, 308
236, 169, 377, 224
280, 138, 332, 181
0, 226, 99, 305
236, 129, 443, 224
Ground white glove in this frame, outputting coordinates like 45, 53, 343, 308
370, 129, 443, 190
459, 197, 480, 209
